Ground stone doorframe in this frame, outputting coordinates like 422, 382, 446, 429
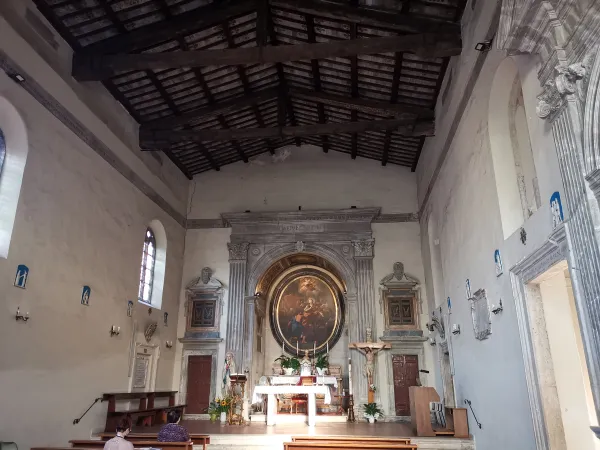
221, 208, 382, 406
382, 338, 427, 418
510, 225, 569, 450
179, 344, 220, 420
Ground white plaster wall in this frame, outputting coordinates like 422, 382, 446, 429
177, 146, 432, 417
418, 47, 565, 450
0, 69, 186, 449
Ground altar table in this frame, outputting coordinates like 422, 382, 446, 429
253, 385, 330, 426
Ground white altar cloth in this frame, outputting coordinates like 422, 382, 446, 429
252, 376, 335, 404
252, 385, 330, 426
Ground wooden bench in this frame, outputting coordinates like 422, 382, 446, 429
98, 433, 210, 450
102, 392, 185, 432
284, 443, 417, 450
291, 436, 411, 445
70, 440, 192, 450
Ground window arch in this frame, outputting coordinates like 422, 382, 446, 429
137, 219, 167, 309
488, 57, 540, 238
138, 228, 156, 304
0, 96, 29, 259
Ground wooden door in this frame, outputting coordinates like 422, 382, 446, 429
186, 355, 212, 414
392, 354, 419, 416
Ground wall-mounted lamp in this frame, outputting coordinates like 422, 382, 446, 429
428, 336, 436, 346
475, 40, 493, 52
109, 325, 120, 337
165, 341, 173, 349
491, 299, 504, 315
15, 307, 29, 322
452, 324, 461, 335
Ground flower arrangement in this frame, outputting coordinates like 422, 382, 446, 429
210, 396, 232, 413
369, 384, 377, 392
363, 402, 383, 423
275, 355, 301, 371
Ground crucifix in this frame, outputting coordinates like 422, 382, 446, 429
350, 327, 391, 403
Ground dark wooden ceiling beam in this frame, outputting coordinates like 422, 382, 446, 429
382, 52, 404, 167
271, 0, 460, 34
140, 119, 434, 146
217, 116, 249, 163
350, 17, 358, 160
289, 88, 433, 118
256, 0, 270, 46
268, 9, 302, 147
222, 20, 276, 155
144, 87, 279, 129
73, 33, 462, 80
78, 0, 255, 55
306, 14, 329, 154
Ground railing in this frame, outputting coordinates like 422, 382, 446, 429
464, 399, 482, 429
73, 397, 103, 425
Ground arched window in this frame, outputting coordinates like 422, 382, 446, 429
0, 128, 6, 174
138, 228, 156, 304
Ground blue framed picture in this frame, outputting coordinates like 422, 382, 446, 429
14, 264, 29, 289
81, 286, 91, 306
127, 300, 134, 317
550, 192, 564, 229
494, 250, 503, 277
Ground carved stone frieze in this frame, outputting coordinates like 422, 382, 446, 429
352, 239, 375, 258
537, 63, 588, 120
227, 242, 249, 261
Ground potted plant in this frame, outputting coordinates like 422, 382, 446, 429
275, 355, 301, 375
315, 354, 329, 376
207, 401, 219, 422
363, 402, 383, 423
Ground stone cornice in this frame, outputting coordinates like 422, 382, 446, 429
186, 209, 418, 229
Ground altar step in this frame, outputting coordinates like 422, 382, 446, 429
197, 435, 475, 450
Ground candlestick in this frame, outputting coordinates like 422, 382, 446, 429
313, 341, 316, 355
282, 341, 284, 355
326, 342, 329, 354
296, 341, 298, 356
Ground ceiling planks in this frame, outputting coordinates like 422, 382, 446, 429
34, 0, 465, 175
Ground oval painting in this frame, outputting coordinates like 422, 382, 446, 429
269, 268, 344, 357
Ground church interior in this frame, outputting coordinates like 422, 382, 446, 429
1, 1, 600, 450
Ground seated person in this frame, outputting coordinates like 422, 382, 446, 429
104, 418, 133, 450
158, 410, 190, 442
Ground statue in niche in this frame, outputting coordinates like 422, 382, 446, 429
201, 267, 212, 284
222, 351, 237, 395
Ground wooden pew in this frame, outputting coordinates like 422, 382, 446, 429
97, 433, 210, 450
408, 386, 469, 438
70, 440, 192, 450
291, 436, 411, 445
102, 392, 185, 432
284, 443, 417, 450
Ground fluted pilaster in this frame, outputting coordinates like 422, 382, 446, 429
352, 239, 376, 405
225, 242, 249, 368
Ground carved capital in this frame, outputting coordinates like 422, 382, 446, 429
227, 242, 249, 261
537, 62, 588, 120
352, 239, 375, 258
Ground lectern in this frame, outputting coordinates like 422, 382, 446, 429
228, 374, 247, 425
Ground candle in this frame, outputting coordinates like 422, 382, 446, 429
296, 341, 298, 356
313, 341, 316, 355
326, 342, 329, 355
282, 341, 284, 355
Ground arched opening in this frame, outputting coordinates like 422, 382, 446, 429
252, 253, 348, 414
0, 96, 29, 258
488, 57, 540, 238
138, 219, 167, 309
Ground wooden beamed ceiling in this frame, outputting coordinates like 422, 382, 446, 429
34, 0, 467, 177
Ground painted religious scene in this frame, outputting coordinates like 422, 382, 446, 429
270, 270, 344, 356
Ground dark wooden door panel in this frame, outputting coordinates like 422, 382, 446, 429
186, 355, 212, 414
393, 354, 419, 416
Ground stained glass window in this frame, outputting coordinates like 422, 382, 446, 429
138, 228, 156, 304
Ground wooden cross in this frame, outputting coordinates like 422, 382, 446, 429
350, 341, 391, 403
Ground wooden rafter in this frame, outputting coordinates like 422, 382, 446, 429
73, 34, 462, 80
271, 0, 460, 34
306, 14, 329, 154
350, 14, 358, 160
140, 119, 434, 147
382, 52, 404, 167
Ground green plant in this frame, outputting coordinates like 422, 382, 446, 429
275, 355, 301, 371
363, 402, 383, 420
315, 354, 329, 369
211, 396, 232, 413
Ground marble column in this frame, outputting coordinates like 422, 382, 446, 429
225, 242, 249, 369
243, 295, 257, 385
352, 239, 376, 406
538, 66, 600, 419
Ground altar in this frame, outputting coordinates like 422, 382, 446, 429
253, 384, 330, 426
252, 375, 337, 405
